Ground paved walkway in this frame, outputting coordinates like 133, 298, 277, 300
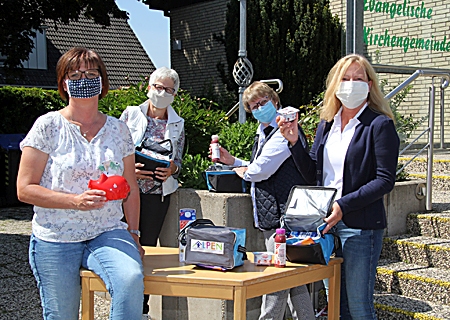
0, 205, 110, 320
0, 206, 41, 320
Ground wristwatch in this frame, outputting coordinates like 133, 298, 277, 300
129, 229, 141, 237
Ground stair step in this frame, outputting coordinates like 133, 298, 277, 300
381, 235, 450, 269
374, 292, 450, 320
407, 212, 450, 238
376, 259, 450, 304
398, 157, 450, 174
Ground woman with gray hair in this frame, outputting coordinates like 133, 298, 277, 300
120, 67, 185, 319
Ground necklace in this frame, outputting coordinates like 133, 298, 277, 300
68, 112, 100, 138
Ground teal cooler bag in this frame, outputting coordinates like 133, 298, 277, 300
203, 165, 247, 193
184, 224, 247, 270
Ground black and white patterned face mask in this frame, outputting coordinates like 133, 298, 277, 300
65, 76, 102, 99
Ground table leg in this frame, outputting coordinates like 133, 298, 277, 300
81, 277, 94, 320
233, 286, 247, 320
327, 262, 341, 320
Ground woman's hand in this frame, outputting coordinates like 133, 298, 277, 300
233, 166, 248, 178
131, 234, 145, 259
323, 202, 343, 234
218, 146, 235, 165
276, 114, 299, 146
154, 159, 178, 182
73, 190, 107, 210
135, 163, 154, 180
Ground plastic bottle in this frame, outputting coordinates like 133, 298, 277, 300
210, 134, 220, 162
274, 228, 286, 268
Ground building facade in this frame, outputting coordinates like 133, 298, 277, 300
330, 0, 450, 146
164, 0, 449, 146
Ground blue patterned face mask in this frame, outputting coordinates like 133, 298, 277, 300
252, 101, 277, 123
65, 76, 102, 99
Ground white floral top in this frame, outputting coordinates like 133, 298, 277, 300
20, 111, 135, 243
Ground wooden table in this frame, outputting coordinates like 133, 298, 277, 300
80, 246, 342, 320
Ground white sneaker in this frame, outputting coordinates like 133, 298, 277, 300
141, 314, 152, 320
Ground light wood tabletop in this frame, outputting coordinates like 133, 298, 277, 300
81, 246, 342, 320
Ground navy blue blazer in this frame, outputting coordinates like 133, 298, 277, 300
290, 107, 399, 230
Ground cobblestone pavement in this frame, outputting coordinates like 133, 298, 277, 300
0, 206, 110, 320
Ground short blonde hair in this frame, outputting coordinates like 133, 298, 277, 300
242, 81, 280, 113
321, 54, 394, 121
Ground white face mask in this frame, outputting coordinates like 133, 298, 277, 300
335, 81, 369, 109
147, 89, 174, 109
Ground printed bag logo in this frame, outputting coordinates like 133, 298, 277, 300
190, 239, 224, 255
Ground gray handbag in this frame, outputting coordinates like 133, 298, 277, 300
181, 219, 247, 270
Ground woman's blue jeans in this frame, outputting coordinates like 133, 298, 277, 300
29, 229, 144, 320
333, 221, 384, 320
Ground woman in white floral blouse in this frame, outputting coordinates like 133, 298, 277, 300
17, 47, 144, 320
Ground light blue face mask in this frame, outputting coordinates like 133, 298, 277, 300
252, 101, 277, 123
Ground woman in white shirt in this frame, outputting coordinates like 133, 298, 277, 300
17, 47, 144, 320
278, 54, 399, 320
218, 81, 316, 320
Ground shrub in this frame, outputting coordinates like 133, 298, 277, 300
0, 86, 64, 134
98, 78, 148, 117
178, 153, 211, 189
171, 90, 227, 158
218, 120, 259, 161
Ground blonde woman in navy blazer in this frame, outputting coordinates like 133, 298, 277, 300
277, 54, 399, 320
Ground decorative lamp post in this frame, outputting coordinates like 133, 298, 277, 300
232, 0, 254, 123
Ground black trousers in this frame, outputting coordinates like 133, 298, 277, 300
139, 192, 171, 314
139, 193, 171, 246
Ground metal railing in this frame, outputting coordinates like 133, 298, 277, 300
224, 69, 450, 210
380, 68, 450, 210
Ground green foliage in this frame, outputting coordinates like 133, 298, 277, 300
178, 153, 211, 189
380, 80, 427, 144
99, 78, 148, 117
218, 121, 259, 161
171, 89, 227, 158
298, 103, 321, 147
0, 84, 254, 189
0, 86, 65, 134
395, 163, 409, 182
221, 0, 342, 107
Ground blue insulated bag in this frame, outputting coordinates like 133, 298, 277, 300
286, 223, 338, 265
282, 186, 339, 265
203, 165, 247, 193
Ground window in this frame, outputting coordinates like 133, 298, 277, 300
22, 26, 48, 70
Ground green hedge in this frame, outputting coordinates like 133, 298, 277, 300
0, 84, 257, 189
0, 87, 65, 134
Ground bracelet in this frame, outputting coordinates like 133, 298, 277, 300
129, 229, 141, 237
174, 165, 179, 174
